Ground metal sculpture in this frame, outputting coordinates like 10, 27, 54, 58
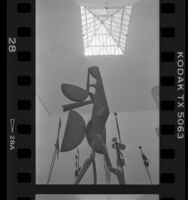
75, 148, 81, 179
139, 146, 152, 184
47, 117, 61, 184
111, 112, 126, 184
103, 151, 111, 184
60, 66, 125, 184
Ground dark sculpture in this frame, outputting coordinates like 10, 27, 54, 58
46, 67, 155, 185
111, 112, 126, 184
60, 66, 125, 184
139, 146, 152, 184
75, 148, 81, 178
103, 153, 111, 184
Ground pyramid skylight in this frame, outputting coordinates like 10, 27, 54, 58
80, 6, 132, 56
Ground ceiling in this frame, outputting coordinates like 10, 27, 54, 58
36, 0, 159, 115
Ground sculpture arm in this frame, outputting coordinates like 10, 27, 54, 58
86, 68, 90, 93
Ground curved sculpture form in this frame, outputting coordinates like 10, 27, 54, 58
61, 110, 86, 152
61, 84, 89, 102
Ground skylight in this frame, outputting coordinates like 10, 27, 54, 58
80, 6, 132, 56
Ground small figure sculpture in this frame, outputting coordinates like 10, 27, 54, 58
60, 66, 125, 184
75, 148, 81, 178
112, 138, 126, 168
111, 112, 126, 183
139, 146, 152, 184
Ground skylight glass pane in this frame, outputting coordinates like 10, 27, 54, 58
80, 6, 132, 56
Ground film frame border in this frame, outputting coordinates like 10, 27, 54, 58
6, 0, 185, 200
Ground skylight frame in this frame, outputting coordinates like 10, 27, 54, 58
80, 5, 132, 56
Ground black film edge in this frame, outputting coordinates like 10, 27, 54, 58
6, 0, 185, 200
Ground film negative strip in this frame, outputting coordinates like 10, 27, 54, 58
6, 0, 185, 200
